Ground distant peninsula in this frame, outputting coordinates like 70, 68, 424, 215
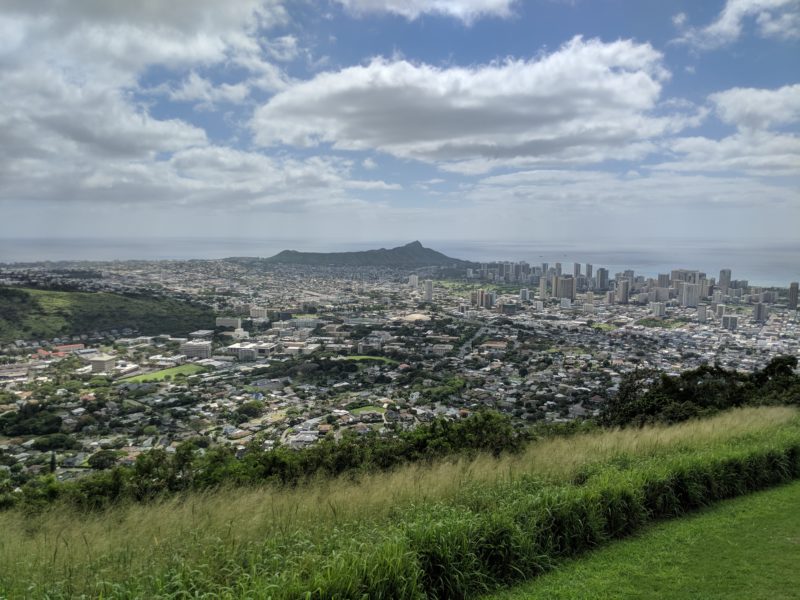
255, 241, 474, 268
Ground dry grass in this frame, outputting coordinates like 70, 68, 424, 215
0, 406, 796, 597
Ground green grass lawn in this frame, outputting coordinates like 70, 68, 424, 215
591, 322, 618, 332
351, 405, 386, 414
486, 480, 800, 600
121, 363, 205, 383
635, 317, 691, 329
342, 355, 399, 364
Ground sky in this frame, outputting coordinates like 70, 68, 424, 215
0, 0, 798, 254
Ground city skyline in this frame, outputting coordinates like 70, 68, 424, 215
1, 0, 798, 247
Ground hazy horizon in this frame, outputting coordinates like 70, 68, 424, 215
1, 236, 797, 287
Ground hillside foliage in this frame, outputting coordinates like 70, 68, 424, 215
0, 286, 214, 342
602, 356, 800, 426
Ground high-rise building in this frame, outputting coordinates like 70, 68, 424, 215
424, 280, 433, 302
408, 274, 419, 288
652, 302, 666, 317
573, 262, 581, 278
719, 269, 732, 294
519, 288, 530, 302
538, 277, 548, 299
654, 287, 670, 302
671, 269, 700, 284
586, 264, 593, 280
697, 304, 708, 323
616, 279, 630, 304
596, 268, 609, 291
721, 315, 738, 331
789, 282, 799, 310
485, 291, 496, 309
555, 262, 562, 276
555, 275, 575, 300
679, 282, 700, 308
753, 302, 769, 323
657, 273, 671, 288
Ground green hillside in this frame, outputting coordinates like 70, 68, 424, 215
488, 479, 800, 600
0, 287, 214, 343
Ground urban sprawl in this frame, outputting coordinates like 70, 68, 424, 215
1, 258, 798, 484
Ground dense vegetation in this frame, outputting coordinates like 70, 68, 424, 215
1, 407, 798, 598
603, 356, 800, 426
0, 286, 214, 342
4, 411, 527, 512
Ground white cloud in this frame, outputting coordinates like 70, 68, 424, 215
252, 36, 696, 173
710, 84, 800, 130
265, 34, 301, 61
653, 84, 800, 176
674, 0, 800, 49
655, 131, 800, 176
468, 169, 798, 208
170, 72, 251, 106
0, 1, 397, 213
334, 0, 517, 23
672, 12, 688, 27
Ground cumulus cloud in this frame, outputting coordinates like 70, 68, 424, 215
654, 84, 800, 176
0, 1, 397, 212
334, 0, 517, 23
710, 84, 800, 130
674, 0, 800, 49
252, 36, 699, 173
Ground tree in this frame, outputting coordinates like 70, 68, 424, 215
88, 450, 118, 470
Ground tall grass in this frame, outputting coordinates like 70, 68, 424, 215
1, 406, 798, 598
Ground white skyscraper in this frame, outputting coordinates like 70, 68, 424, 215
408, 274, 419, 288
616, 279, 629, 304
424, 280, 433, 302
697, 304, 708, 323
679, 283, 700, 308
652, 302, 666, 317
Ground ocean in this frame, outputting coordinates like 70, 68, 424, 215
0, 237, 797, 288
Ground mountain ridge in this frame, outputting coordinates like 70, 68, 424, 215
256, 241, 474, 267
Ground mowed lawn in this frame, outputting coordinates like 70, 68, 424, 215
121, 363, 205, 383
341, 355, 398, 364
487, 480, 800, 600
